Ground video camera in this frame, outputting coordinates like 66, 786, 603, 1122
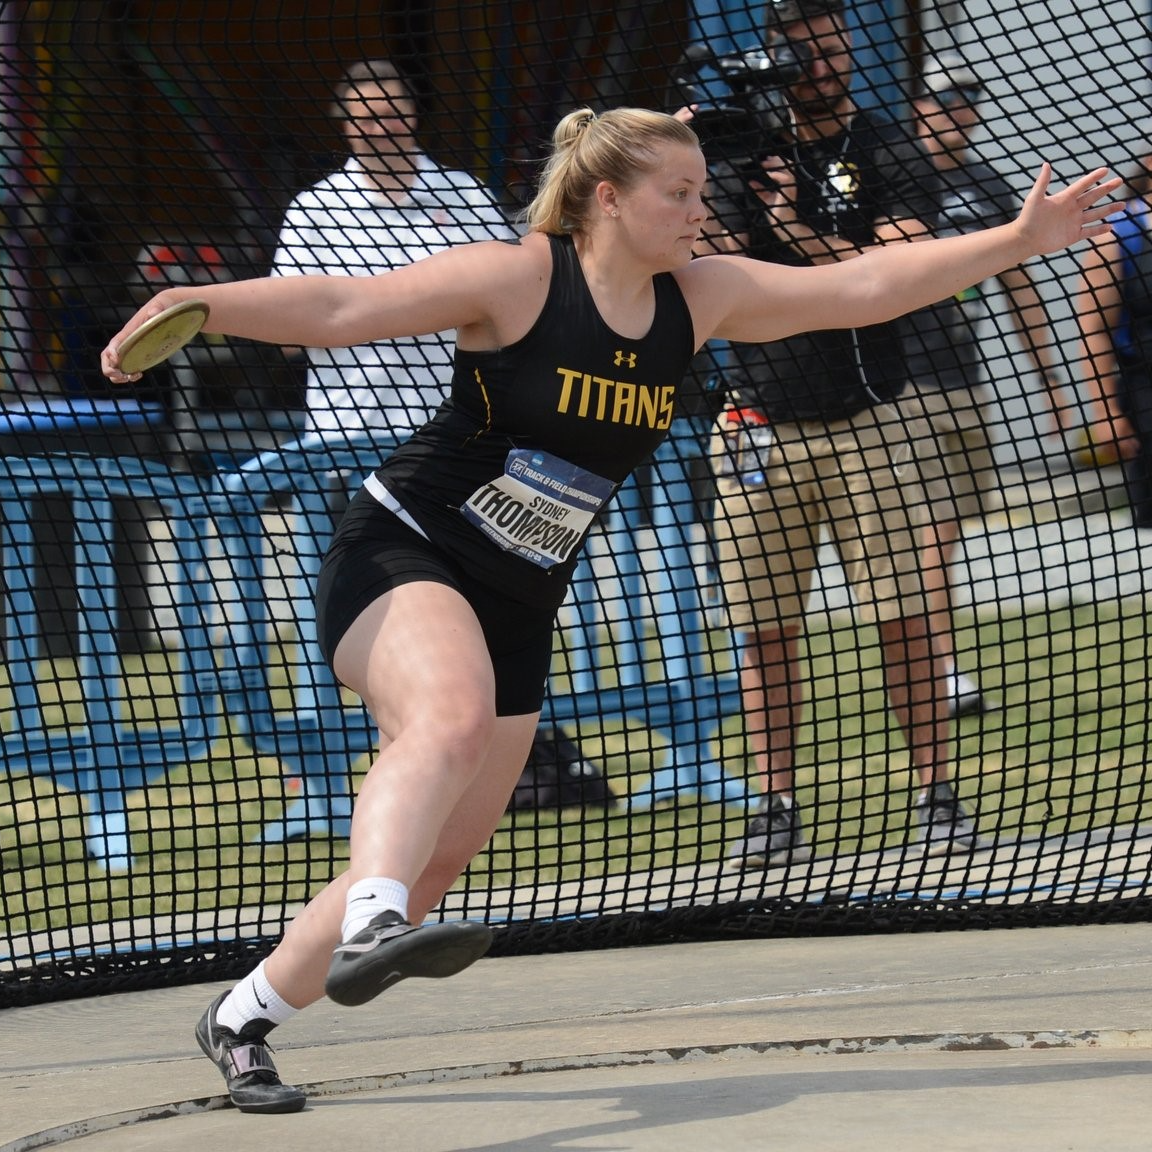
669, 40, 810, 165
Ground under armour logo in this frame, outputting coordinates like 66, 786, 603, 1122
613, 350, 637, 368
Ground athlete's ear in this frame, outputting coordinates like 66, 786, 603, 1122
595, 181, 621, 220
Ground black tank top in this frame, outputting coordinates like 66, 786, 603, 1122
371, 233, 695, 608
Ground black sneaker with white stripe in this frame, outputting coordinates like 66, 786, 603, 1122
195, 992, 306, 1114
325, 911, 494, 1007
915, 780, 980, 855
725, 795, 811, 870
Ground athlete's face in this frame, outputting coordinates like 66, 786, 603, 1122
610, 143, 709, 268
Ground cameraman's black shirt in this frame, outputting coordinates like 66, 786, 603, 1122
708, 108, 940, 422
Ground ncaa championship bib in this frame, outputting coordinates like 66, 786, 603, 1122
461, 449, 615, 569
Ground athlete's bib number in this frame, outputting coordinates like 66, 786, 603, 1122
461, 449, 615, 569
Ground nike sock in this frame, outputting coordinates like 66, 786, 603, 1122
216, 959, 299, 1033
341, 877, 410, 940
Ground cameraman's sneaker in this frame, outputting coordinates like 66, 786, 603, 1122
195, 992, 305, 1114
325, 911, 494, 1007
726, 795, 811, 870
915, 781, 979, 855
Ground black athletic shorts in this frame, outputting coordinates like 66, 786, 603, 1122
315, 488, 557, 716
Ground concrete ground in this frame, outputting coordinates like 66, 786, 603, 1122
3, 920, 1151, 1151
2, 462, 1144, 1151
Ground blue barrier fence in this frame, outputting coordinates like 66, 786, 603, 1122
0, 413, 747, 870
0, 455, 219, 871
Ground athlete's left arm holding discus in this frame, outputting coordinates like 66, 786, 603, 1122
101, 107, 1117, 1117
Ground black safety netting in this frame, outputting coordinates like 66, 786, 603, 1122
2, 0, 1151, 1009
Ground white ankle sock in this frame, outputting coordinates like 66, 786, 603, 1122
341, 877, 410, 940
942, 655, 979, 700
215, 960, 299, 1033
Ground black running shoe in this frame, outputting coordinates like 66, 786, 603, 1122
325, 911, 494, 1008
195, 992, 306, 1115
915, 780, 980, 856
725, 795, 811, 871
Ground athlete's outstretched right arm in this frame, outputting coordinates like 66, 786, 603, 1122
683, 164, 1120, 349
101, 235, 545, 384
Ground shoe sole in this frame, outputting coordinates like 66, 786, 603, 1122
194, 1002, 307, 1115
227, 1087, 308, 1115
924, 836, 983, 858
726, 846, 813, 872
325, 920, 494, 1007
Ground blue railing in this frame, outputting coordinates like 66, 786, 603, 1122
1, 415, 746, 869
550, 418, 746, 809
0, 452, 220, 871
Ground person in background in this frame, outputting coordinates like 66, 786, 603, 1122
904, 53, 1075, 718
700, 0, 976, 870
274, 57, 517, 444
1075, 152, 1152, 525
103, 104, 1114, 1117
272, 60, 597, 795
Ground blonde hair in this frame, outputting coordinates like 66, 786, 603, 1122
525, 107, 700, 234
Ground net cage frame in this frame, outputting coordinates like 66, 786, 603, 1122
1, 0, 1151, 1008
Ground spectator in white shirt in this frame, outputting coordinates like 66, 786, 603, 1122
272, 58, 516, 440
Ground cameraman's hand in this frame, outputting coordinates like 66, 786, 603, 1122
747, 156, 853, 264
672, 104, 699, 125
751, 155, 797, 227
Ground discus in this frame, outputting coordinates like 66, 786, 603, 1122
117, 298, 210, 374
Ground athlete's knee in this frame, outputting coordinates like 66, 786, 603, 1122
411, 693, 499, 765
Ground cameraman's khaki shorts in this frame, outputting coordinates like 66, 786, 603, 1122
711, 403, 929, 633
899, 383, 1002, 523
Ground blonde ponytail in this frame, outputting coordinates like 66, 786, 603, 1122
524, 107, 699, 235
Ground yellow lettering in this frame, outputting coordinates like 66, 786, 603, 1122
555, 367, 581, 414
578, 372, 594, 417
552, 365, 677, 429
613, 381, 636, 425
593, 375, 614, 421
635, 386, 659, 428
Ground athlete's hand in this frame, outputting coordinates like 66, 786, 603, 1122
1016, 164, 1122, 255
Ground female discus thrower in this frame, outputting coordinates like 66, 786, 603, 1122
102, 108, 1117, 1115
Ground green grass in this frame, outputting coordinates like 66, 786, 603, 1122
2, 598, 1149, 939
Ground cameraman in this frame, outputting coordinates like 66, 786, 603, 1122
696, 0, 978, 868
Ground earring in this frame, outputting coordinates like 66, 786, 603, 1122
611, 210, 620, 218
